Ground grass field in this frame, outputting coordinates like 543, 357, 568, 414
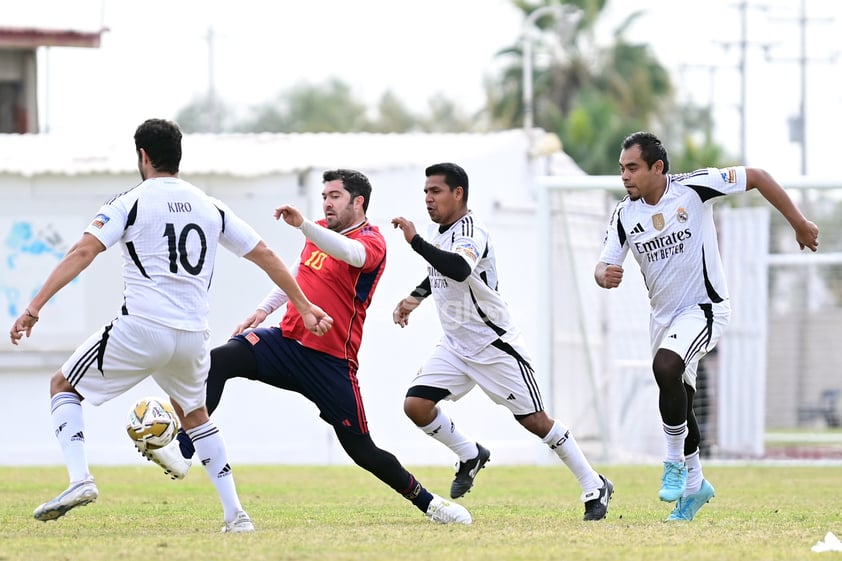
1, 463, 839, 561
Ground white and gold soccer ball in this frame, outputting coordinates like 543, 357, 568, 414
126, 396, 180, 451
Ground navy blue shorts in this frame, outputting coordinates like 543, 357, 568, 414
232, 327, 369, 434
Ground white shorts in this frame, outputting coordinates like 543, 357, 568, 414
62, 314, 210, 415
411, 335, 544, 416
650, 301, 731, 390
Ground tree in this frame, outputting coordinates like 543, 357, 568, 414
486, 1, 733, 174
237, 79, 370, 133
369, 91, 417, 133
175, 93, 238, 133
174, 80, 478, 135
419, 94, 478, 133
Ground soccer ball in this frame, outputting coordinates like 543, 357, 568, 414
126, 396, 180, 451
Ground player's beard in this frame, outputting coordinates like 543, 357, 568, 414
327, 202, 355, 231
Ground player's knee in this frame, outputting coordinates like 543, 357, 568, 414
336, 431, 378, 467
209, 339, 256, 382
516, 410, 553, 437
652, 350, 685, 388
403, 396, 435, 426
49, 371, 76, 397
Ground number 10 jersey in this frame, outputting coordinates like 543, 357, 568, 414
84, 176, 260, 331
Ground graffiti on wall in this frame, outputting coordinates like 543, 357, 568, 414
1, 218, 85, 346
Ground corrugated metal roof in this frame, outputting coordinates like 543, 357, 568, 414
0, 130, 584, 177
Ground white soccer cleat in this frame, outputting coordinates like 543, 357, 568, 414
425, 494, 472, 525
33, 477, 99, 522
221, 510, 255, 533
135, 439, 192, 479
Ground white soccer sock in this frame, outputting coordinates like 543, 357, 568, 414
187, 421, 243, 521
50, 392, 91, 483
541, 420, 601, 493
418, 407, 478, 462
663, 422, 688, 463
684, 449, 704, 494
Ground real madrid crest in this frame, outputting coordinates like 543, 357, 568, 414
676, 207, 688, 223
652, 213, 665, 231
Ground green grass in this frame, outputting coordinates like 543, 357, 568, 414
1, 464, 839, 561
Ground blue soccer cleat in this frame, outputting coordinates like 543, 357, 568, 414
666, 479, 715, 521
658, 461, 688, 502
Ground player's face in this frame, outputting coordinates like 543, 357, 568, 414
322, 179, 361, 231
619, 144, 665, 204
424, 174, 464, 224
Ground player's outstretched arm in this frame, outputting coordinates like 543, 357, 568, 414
276, 204, 366, 267
231, 309, 269, 336
244, 240, 333, 336
9, 233, 105, 345
392, 216, 471, 281
746, 167, 819, 252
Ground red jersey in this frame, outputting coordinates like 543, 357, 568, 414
280, 219, 386, 368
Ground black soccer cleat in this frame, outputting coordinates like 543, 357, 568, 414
582, 474, 614, 521
450, 443, 491, 499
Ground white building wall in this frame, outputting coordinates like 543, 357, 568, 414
1, 132, 568, 467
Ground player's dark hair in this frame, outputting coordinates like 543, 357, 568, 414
425, 162, 469, 204
134, 119, 182, 174
622, 131, 669, 174
323, 169, 372, 212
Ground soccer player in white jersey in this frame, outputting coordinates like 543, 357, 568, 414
595, 131, 819, 521
8, 118, 333, 532
391, 162, 613, 521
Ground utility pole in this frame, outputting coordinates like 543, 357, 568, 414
715, 1, 775, 165
521, 4, 581, 150
766, 0, 836, 175
206, 26, 219, 133
764, 0, 836, 427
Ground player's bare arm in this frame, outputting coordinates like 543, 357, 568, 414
393, 296, 421, 328
274, 204, 304, 228
391, 217, 418, 244
393, 277, 430, 328
244, 241, 334, 336
232, 309, 269, 336
745, 167, 819, 252
9, 233, 105, 345
594, 262, 624, 289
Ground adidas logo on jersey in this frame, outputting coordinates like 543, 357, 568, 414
629, 222, 645, 236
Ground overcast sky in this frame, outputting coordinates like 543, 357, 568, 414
4, 0, 841, 176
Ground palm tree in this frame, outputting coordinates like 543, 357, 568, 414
486, 1, 731, 174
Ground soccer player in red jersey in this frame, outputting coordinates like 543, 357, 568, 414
173, 169, 471, 524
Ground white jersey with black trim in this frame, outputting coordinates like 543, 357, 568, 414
599, 166, 747, 326
427, 212, 521, 356
83, 176, 261, 331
